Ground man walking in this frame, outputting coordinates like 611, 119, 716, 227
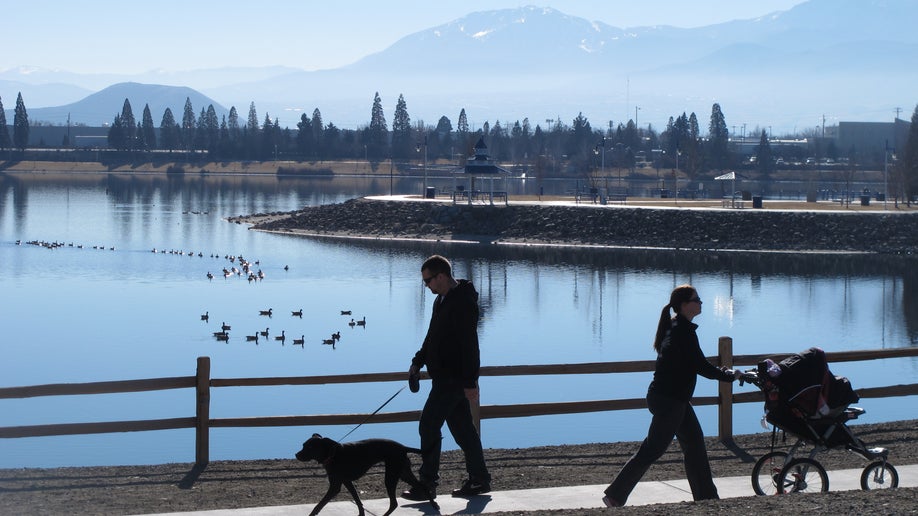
402, 254, 491, 501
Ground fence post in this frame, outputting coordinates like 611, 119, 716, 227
195, 356, 211, 466
717, 336, 733, 442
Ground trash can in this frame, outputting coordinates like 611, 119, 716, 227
876, 193, 886, 202
425, 186, 436, 199
742, 190, 752, 201
860, 195, 870, 206
806, 190, 818, 203
659, 189, 670, 198
752, 196, 763, 209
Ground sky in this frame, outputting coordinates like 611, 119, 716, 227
5, 0, 807, 75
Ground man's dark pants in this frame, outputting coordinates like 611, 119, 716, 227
418, 378, 490, 487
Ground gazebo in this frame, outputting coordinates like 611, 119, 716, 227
715, 171, 741, 207
452, 137, 510, 206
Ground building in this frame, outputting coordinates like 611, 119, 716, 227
837, 120, 910, 166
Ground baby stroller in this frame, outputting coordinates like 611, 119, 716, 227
739, 347, 899, 494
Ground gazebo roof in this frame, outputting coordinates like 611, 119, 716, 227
461, 136, 509, 175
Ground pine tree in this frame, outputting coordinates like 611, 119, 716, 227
107, 114, 125, 150
261, 113, 276, 159
391, 94, 412, 159
181, 97, 195, 151
311, 108, 324, 159
435, 115, 453, 160
203, 105, 219, 151
217, 115, 230, 158
296, 113, 313, 157
685, 112, 701, 177
244, 102, 260, 159
228, 106, 240, 142
457, 109, 470, 157
0, 96, 10, 150
246, 102, 259, 133
368, 92, 388, 160
707, 103, 730, 171
13, 92, 29, 151
324, 122, 340, 159
159, 108, 179, 151
120, 99, 136, 151
194, 107, 208, 151
141, 104, 156, 150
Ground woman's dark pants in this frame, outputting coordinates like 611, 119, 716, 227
604, 390, 719, 504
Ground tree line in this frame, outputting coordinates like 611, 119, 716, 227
2, 91, 918, 199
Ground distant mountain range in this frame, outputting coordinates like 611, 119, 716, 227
2, 0, 916, 134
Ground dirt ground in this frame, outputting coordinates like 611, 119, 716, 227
0, 419, 914, 515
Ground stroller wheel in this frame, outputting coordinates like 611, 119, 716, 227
751, 451, 789, 495
778, 458, 829, 494
860, 461, 899, 490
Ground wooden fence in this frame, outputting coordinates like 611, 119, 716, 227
2, 338, 917, 466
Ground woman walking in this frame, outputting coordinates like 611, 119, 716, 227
603, 284, 739, 507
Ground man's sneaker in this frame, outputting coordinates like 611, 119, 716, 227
401, 484, 436, 501
451, 479, 491, 497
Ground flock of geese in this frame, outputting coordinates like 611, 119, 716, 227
17, 238, 368, 351
16, 240, 285, 282
204, 309, 366, 349
18, 239, 115, 250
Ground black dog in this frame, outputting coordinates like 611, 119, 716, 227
295, 433, 438, 516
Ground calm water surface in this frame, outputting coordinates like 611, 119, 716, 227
1, 173, 916, 468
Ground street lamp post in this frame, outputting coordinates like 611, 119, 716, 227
417, 136, 428, 195
674, 149, 681, 205
884, 141, 893, 210
594, 137, 608, 196
594, 137, 607, 177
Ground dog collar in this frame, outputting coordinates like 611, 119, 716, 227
321, 449, 336, 467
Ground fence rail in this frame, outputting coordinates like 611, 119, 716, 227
2, 339, 917, 466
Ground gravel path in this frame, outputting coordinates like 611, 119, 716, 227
1, 419, 914, 515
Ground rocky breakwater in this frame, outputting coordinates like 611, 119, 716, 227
240, 198, 918, 254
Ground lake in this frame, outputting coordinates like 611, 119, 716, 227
1, 172, 916, 468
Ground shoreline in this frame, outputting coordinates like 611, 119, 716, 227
232, 197, 918, 255
251, 226, 877, 255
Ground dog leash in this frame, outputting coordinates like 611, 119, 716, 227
338, 385, 407, 442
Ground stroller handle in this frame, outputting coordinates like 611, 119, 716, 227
738, 369, 762, 387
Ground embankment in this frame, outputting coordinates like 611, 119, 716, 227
237, 198, 918, 254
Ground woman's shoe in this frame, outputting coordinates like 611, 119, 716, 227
602, 494, 622, 507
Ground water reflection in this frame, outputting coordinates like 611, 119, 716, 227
1, 172, 917, 468
304, 234, 918, 346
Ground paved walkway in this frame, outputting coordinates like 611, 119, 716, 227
147, 464, 916, 515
